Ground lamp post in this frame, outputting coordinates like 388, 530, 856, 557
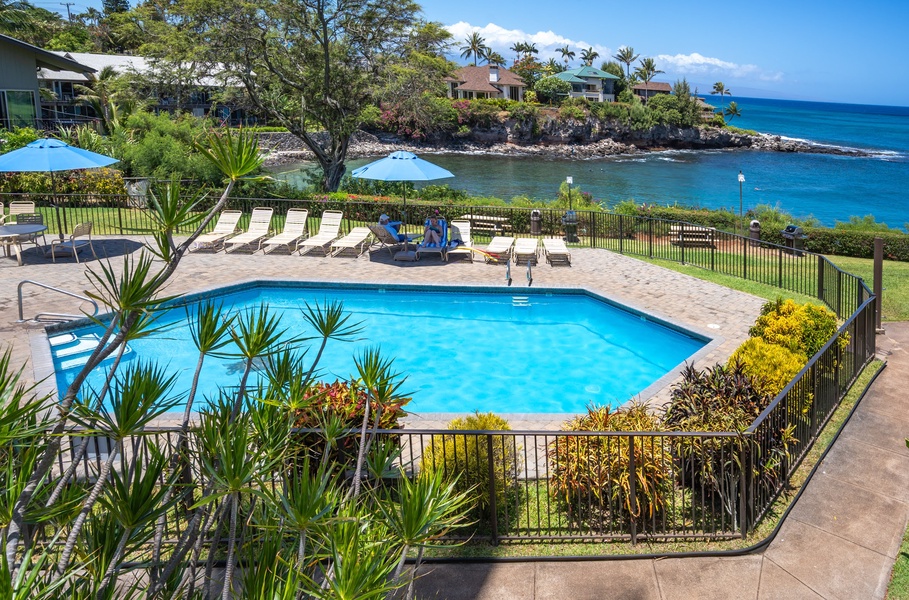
566, 176, 573, 210
738, 170, 745, 235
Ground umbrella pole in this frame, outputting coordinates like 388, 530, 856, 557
51, 171, 65, 242
401, 183, 407, 251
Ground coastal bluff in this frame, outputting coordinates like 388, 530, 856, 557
259, 121, 871, 166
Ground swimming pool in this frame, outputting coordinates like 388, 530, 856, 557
50, 282, 709, 414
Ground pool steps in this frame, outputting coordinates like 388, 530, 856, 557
50, 333, 132, 371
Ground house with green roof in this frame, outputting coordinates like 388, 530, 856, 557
552, 66, 620, 102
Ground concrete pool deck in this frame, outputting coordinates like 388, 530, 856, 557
0, 235, 764, 429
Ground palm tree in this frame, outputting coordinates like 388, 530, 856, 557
580, 47, 599, 66
525, 42, 539, 57
613, 46, 640, 79
459, 31, 488, 66
0, 0, 30, 36
724, 101, 742, 122
509, 42, 524, 62
542, 58, 563, 76
634, 57, 664, 104
557, 45, 576, 67
485, 51, 506, 67
711, 81, 732, 113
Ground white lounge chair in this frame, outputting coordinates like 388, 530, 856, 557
446, 220, 473, 263
330, 227, 372, 257
484, 236, 515, 264
298, 210, 343, 256
50, 222, 97, 263
542, 237, 572, 266
513, 238, 539, 265
261, 209, 309, 254
8, 201, 36, 222
189, 210, 243, 252
224, 207, 274, 253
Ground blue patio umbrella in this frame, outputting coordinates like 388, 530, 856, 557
0, 138, 119, 240
351, 151, 453, 257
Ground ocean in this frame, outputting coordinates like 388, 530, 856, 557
269, 97, 909, 229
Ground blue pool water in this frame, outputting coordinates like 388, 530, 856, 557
50, 283, 708, 414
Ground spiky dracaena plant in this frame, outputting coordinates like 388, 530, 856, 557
5, 130, 263, 572
56, 361, 180, 575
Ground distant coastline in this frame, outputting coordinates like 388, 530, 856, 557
259, 128, 874, 168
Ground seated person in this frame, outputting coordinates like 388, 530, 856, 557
379, 214, 405, 241
423, 216, 443, 246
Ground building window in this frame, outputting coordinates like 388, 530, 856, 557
509, 87, 520, 101
0, 90, 37, 129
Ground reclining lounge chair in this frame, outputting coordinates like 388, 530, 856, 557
484, 236, 515, 264
189, 210, 243, 252
446, 220, 473, 263
298, 210, 343, 256
513, 237, 539, 265
330, 227, 373, 257
224, 207, 274, 253
542, 237, 572, 266
415, 218, 448, 261
260, 209, 309, 254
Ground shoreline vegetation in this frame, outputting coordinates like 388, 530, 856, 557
259, 126, 875, 168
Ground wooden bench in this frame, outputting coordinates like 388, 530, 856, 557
669, 224, 716, 248
459, 214, 512, 237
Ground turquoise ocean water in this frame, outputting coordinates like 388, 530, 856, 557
271, 97, 909, 229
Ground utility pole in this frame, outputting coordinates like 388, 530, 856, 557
60, 2, 75, 22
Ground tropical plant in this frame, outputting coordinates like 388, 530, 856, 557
557, 45, 576, 67
459, 31, 489, 66
634, 57, 664, 104
0, 0, 30, 36
534, 76, 572, 105
711, 81, 732, 113
580, 47, 599, 66
421, 412, 520, 519
724, 100, 742, 122
728, 338, 807, 398
613, 46, 640, 79
485, 51, 507, 67
749, 298, 840, 360
549, 403, 672, 526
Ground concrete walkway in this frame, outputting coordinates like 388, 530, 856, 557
414, 323, 909, 600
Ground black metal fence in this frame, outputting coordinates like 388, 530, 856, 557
21, 191, 877, 543
1, 193, 869, 319
55, 293, 874, 545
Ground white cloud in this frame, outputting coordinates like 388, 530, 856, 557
445, 21, 612, 64
656, 52, 783, 82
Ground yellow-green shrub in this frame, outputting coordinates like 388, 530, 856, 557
749, 298, 839, 359
421, 412, 520, 518
549, 403, 672, 526
728, 338, 806, 398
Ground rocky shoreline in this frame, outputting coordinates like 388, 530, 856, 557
259, 128, 873, 168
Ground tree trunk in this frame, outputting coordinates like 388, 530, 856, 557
57, 439, 121, 574
221, 493, 239, 600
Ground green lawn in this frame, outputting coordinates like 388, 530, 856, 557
635, 253, 909, 321
826, 256, 909, 322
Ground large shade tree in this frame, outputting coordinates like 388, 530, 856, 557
177, 0, 420, 191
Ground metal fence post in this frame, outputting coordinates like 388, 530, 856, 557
618, 215, 624, 254
628, 435, 638, 545
742, 235, 748, 280
117, 205, 124, 234
486, 434, 499, 545
648, 220, 653, 258
817, 255, 826, 302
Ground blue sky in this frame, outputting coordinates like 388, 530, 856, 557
58, 0, 909, 106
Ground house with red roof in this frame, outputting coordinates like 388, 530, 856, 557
444, 65, 526, 101
633, 81, 672, 101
